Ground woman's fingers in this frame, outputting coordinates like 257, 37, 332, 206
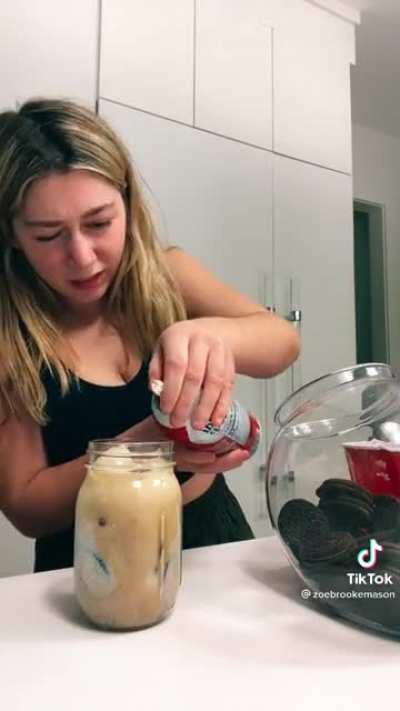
152, 334, 189, 419
191, 339, 226, 430
168, 336, 208, 427
175, 444, 249, 474
174, 442, 216, 467
204, 448, 249, 473
149, 323, 236, 433
209, 348, 235, 427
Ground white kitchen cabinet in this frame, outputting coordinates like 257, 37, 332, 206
195, 0, 355, 170
100, 0, 194, 125
100, 98, 274, 537
99, 0, 356, 170
273, 154, 356, 396
0, 0, 98, 111
195, 0, 273, 148
273, 4, 355, 173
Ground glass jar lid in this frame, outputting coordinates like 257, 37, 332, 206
274, 363, 400, 439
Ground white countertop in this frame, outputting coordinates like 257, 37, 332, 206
1, 535, 399, 710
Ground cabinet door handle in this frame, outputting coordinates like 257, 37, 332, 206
287, 308, 302, 324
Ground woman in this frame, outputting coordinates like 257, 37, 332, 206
0, 98, 300, 572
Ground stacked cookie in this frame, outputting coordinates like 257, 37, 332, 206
278, 478, 400, 567
277, 478, 400, 634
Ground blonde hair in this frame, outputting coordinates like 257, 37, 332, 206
0, 98, 186, 424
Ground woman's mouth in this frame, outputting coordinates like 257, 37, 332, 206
70, 271, 105, 290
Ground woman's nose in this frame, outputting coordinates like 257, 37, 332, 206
66, 233, 96, 269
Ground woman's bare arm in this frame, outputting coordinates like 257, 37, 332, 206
0, 411, 246, 538
165, 247, 300, 377
0, 411, 88, 537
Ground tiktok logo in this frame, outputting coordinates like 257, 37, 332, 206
357, 538, 383, 569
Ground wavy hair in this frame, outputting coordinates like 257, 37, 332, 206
0, 98, 186, 423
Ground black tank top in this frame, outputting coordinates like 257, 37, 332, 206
35, 362, 253, 572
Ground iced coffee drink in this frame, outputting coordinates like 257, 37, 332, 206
74, 441, 182, 630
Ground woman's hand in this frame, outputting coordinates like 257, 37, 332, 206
148, 320, 236, 430
124, 415, 249, 475
173, 441, 249, 474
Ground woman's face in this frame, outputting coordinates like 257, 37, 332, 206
12, 170, 127, 315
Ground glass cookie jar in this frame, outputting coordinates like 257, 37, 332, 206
74, 441, 182, 630
266, 363, 400, 637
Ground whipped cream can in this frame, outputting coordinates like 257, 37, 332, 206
150, 380, 261, 456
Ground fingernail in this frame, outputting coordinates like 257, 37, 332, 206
192, 420, 205, 430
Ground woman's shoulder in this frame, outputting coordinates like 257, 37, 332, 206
163, 246, 265, 319
163, 246, 212, 308
163, 245, 184, 270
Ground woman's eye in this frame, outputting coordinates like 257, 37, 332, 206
88, 220, 112, 230
36, 231, 62, 243
35, 220, 111, 242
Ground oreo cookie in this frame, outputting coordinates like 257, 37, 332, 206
303, 510, 330, 541
319, 495, 374, 534
373, 495, 400, 534
379, 542, 400, 571
316, 478, 374, 507
316, 478, 374, 534
354, 531, 393, 552
286, 476, 400, 636
300, 532, 356, 567
277, 499, 329, 558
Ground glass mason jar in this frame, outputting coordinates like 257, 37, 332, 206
74, 441, 182, 630
266, 363, 400, 637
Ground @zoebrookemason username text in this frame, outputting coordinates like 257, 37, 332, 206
300, 539, 397, 601
301, 588, 396, 601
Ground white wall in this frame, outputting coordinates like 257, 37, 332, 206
0, 0, 98, 110
352, 122, 400, 368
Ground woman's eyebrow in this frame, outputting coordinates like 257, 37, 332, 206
23, 202, 115, 227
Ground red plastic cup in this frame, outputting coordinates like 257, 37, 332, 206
344, 443, 400, 498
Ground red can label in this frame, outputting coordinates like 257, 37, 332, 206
151, 386, 261, 456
